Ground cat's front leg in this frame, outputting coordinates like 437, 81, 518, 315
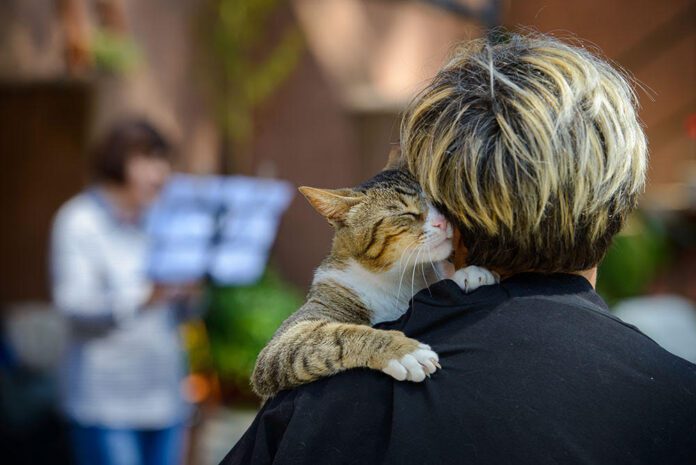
252, 322, 440, 397
452, 265, 499, 293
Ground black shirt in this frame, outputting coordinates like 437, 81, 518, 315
221, 273, 696, 465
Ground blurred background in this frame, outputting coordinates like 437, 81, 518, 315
0, 0, 694, 464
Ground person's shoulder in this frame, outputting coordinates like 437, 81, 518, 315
52, 191, 104, 235
270, 368, 393, 413
259, 368, 394, 432
502, 287, 696, 383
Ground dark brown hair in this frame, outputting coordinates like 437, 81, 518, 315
91, 120, 172, 184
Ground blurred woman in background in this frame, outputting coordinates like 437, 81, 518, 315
51, 120, 197, 465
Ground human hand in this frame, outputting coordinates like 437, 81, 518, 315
145, 282, 203, 307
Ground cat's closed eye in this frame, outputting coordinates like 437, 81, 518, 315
399, 212, 422, 221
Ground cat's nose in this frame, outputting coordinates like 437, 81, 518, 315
431, 216, 448, 231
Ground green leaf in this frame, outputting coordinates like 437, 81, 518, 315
91, 29, 142, 73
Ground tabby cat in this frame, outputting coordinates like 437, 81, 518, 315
251, 168, 497, 398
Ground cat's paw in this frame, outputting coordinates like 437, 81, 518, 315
382, 344, 440, 382
452, 265, 499, 293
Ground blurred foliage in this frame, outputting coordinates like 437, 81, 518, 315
180, 319, 215, 374
597, 213, 672, 306
198, 0, 304, 171
205, 269, 303, 396
91, 29, 142, 73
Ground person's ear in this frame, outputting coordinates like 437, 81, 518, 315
383, 144, 406, 171
298, 187, 364, 225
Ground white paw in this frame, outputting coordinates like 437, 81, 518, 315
452, 266, 499, 293
382, 343, 440, 382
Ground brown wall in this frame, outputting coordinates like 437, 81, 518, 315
0, 83, 90, 303
250, 51, 405, 288
251, 52, 364, 287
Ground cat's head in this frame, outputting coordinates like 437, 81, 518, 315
299, 170, 453, 272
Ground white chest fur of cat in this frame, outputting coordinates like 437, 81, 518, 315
318, 261, 497, 323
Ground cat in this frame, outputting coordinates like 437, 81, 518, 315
251, 168, 498, 398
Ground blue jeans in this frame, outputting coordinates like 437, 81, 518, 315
70, 422, 186, 465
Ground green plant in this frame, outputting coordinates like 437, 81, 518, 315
205, 268, 303, 397
91, 28, 142, 73
197, 0, 304, 172
596, 212, 672, 306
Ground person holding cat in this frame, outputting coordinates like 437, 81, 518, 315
221, 33, 696, 465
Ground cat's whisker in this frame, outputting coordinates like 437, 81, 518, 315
396, 241, 419, 303
398, 239, 418, 268
397, 238, 419, 270
395, 246, 412, 301
420, 259, 432, 297
411, 248, 422, 301
427, 247, 443, 281
398, 242, 420, 286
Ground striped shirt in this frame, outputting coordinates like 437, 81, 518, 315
50, 189, 192, 428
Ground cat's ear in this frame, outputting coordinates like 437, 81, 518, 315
383, 144, 406, 171
298, 187, 364, 224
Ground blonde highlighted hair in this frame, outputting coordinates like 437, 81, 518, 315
401, 33, 647, 273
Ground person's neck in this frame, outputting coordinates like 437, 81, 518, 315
571, 268, 597, 288
495, 268, 597, 289
100, 183, 142, 223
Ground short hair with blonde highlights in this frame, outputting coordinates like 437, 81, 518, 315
400, 33, 647, 274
